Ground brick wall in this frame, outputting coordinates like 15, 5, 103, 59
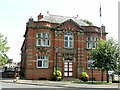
21, 16, 107, 81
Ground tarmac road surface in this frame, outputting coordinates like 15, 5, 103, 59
1, 82, 118, 90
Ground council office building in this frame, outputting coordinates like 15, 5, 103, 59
21, 13, 107, 81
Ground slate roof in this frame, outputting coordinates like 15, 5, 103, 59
81, 26, 100, 33
39, 14, 89, 26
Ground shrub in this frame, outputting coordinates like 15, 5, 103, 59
53, 70, 62, 81
81, 72, 89, 81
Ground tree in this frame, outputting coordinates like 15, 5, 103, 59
81, 19, 93, 25
90, 38, 120, 83
0, 33, 9, 65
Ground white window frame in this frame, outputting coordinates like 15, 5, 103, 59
86, 37, 91, 41
91, 42, 97, 49
88, 57, 97, 69
64, 32, 74, 48
86, 37, 97, 49
86, 42, 91, 49
36, 33, 50, 47
88, 57, 94, 69
37, 55, 48, 68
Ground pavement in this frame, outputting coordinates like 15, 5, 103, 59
0, 78, 119, 89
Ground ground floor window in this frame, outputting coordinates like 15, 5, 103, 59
88, 57, 95, 69
37, 55, 48, 68
88, 57, 97, 69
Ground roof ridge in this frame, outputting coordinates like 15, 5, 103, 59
49, 14, 78, 19
40, 14, 89, 26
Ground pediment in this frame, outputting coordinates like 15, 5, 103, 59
56, 19, 84, 32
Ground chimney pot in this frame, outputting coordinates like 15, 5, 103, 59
38, 13, 43, 21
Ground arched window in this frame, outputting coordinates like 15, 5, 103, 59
64, 32, 73, 48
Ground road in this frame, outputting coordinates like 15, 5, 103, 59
1, 82, 63, 88
1, 82, 118, 90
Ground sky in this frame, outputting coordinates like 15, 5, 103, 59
0, 0, 119, 62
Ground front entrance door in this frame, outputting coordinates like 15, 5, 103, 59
64, 61, 73, 77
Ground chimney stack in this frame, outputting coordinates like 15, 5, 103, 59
101, 24, 105, 32
38, 13, 43, 21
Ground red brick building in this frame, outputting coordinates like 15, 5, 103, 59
21, 13, 107, 81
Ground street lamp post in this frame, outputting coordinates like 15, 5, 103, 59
91, 66, 93, 84
91, 62, 94, 84
55, 47, 58, 80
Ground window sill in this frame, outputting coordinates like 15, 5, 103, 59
37, 67, 48, 69
36, 45, 50, 47
64, 47, 74, 49
86, 48, 96, 50
87, 68, 98, 70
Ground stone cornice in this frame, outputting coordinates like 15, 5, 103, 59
28, 25, 63, 31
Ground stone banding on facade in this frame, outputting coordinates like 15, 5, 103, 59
21, 13, 107, 81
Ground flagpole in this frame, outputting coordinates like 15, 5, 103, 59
100, 16, 102, 38
99, 2, 102, 38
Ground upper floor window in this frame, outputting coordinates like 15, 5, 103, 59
64, 32, 73, 48
86, 37, 97, 49
37, 55, 48, 68
36, 33, 50, 47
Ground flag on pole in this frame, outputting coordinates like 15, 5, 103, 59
99, 3, 102, 17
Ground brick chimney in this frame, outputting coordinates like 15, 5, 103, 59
38, 13, 43, 21
101, 24, 105, 32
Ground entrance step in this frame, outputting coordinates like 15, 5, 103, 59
63, 78, 80, 81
